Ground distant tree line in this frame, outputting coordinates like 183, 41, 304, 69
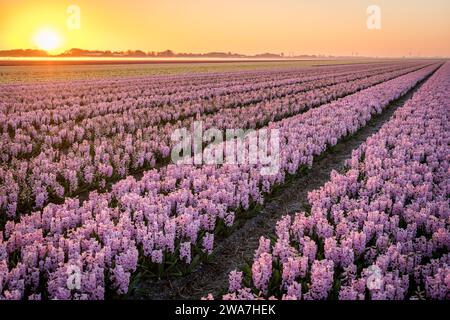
0, 48, 328, 59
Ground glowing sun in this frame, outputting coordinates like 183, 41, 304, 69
34, 29, 62, 52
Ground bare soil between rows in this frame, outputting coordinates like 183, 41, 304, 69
128, 68, 437, 300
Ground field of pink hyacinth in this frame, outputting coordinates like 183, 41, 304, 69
0, 61, 448, 300
211, 62, 450, 301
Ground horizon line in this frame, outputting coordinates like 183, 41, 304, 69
0, 48, 448, 60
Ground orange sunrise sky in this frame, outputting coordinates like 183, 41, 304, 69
1, 0, 449, 57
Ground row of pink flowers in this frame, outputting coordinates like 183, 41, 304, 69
0, 62, 407, 116
216, 62, 449, 300
0, 63, 431, 216
1, 63, 419, 158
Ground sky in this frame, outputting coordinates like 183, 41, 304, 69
1, 0, 449, 57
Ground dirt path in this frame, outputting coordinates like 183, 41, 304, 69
128, 70, 436, 300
